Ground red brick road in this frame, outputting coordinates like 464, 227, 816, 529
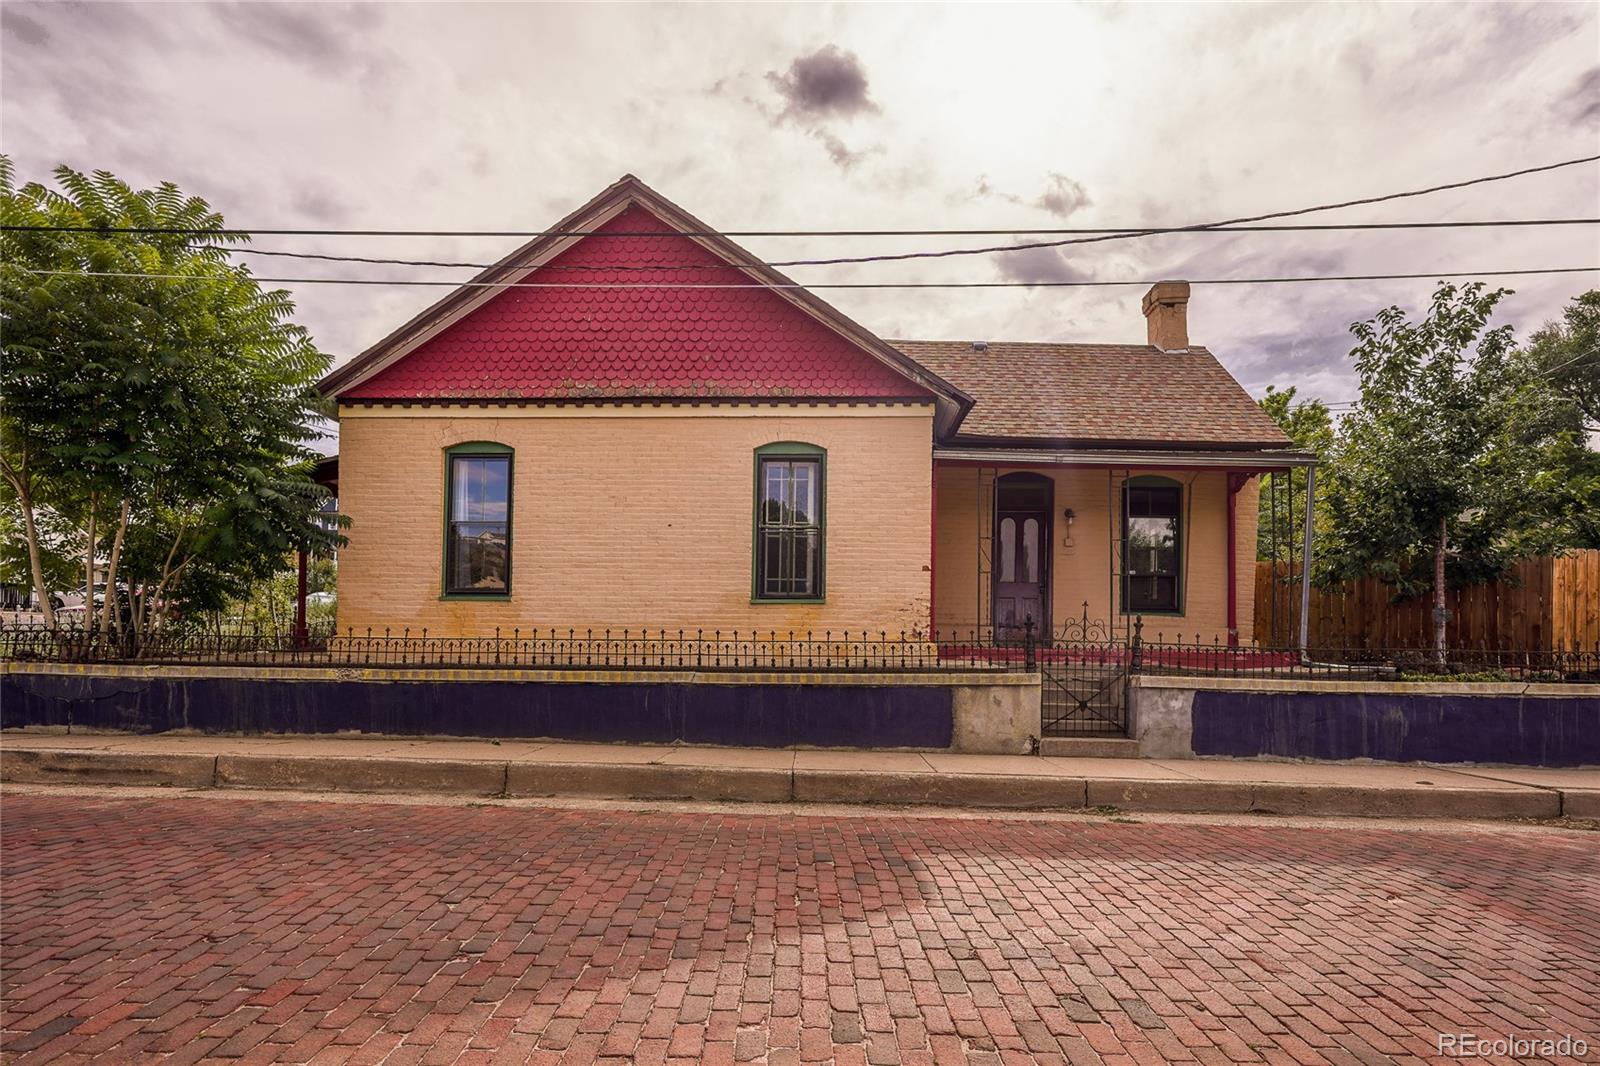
2, 794, 1596, 1065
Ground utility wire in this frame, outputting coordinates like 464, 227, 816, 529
2, 154, 1593, 254
215, 217, 1600, 274
20, 266, 1598, 290
1540, 347, 1598, 377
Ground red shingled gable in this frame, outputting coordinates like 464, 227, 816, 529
341, 205, 933, 402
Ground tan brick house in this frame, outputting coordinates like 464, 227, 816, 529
318, 176, 1310, 645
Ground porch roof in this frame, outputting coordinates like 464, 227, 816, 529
890, 340, 1291, 449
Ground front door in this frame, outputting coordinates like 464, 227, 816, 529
993, 474, 1051, 640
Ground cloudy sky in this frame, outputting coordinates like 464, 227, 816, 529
4, 1, 1597, 429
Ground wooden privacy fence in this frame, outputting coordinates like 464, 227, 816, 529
1254, 550, 1600, 651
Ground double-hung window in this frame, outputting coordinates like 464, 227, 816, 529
1123, 477, 1181, 613
753, 444, 825, 601
444, 443, 512, 597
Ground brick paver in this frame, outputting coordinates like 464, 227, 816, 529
1, 794, 1596, 1064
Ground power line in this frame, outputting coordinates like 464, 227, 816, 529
19, 266, 1598, 290
1542, 347, 1597, 377
3, 155, 1594, 247
217, 217, 1600, 273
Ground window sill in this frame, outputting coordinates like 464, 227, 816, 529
439, 593, 513, 602
751, 597, 827, 605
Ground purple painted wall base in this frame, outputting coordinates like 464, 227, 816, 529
1190, 689, 1600, 767
0, 673, 954, 750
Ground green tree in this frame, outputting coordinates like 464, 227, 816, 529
1321, 282, 1587, 660
0, 159, 343, 641
0, 501, 76, 601
1256, 385, 1334, 564
222, 556, 337, 638
1524, 289, 1600, 432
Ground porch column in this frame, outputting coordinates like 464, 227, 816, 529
1298, 465, 1317, 653
929, 459, 938, 635
1225, 472, 1249, 647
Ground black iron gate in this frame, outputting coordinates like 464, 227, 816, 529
1033, 613, 1140, 737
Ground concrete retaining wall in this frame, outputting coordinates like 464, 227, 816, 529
0, 664, 1041, 754
1131, 676, 1600, 767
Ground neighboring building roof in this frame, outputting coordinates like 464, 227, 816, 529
339, 205, 935, 405
320, 175, 971, 436
311, 455, 338, 495
888, 341, 1292, 449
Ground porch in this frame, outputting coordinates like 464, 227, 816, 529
931, 450, 1317, 644
930, 448, 1317, 736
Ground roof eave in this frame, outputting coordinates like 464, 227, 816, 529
946, 433, 1296, 452
934, 443, 1318, 469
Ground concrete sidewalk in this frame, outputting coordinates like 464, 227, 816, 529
3, 730, 1597, 820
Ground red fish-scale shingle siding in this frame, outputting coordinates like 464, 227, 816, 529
341, 206, 933, 402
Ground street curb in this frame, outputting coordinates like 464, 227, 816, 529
0, 748, 1578, 820
1244, 782, 1557, 820
1562, 790, 1600, 818
1085, 779, 1561, 819
0, 749, 218, 789
793, 770, 1088, 809
506, 762, 793, 803
215, 754, 507, 796
1087, 778, 1255, 814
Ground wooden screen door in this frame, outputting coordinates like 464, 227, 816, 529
993, 474, 1051, 639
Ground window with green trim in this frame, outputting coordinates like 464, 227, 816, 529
753, 444, 825, 601
444, 444, 512, 596
1123, 478, 1181, 613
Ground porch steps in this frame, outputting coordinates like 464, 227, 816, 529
1039, 736, 1140, 759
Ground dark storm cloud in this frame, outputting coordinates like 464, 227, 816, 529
749, 46, 883, 172
766, 45, 879, 121
1159, 235, 1351, 285
815, 130, 879, 171
290, 185, 353, 224
4, 1, 170, 49
1150, 240, 1366, 394
1560, 66, 1600, 126
1, 7, 50, 47
1036, 173, 1091, 218
994, 244, 1096, 286
965, 173, 1093, 220
210, 3, 382, 69
2, 1, 168, 85
1235, 307, 1364, 397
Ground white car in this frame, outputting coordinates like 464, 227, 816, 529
52, 584, 125, 613
49, 585, 95, 611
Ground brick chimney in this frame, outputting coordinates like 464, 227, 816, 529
1142, 280, 1191, 350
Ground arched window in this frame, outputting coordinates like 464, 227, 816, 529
443, 442, 513, 597
1123, 476, 1181, 613
753, 442, 825, 602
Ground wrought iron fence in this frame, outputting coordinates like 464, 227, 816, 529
0, 622, 1035, 673
1131, 627, 1600, 683
3, 617, 1594, 683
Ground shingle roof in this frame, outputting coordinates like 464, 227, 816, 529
888, 341, 1290, 448
342, 206, 935, 403
325, 176, 1283, 451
